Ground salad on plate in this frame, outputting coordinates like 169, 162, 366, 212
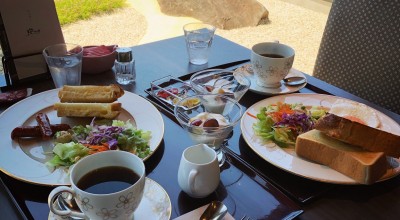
250, 102, 327, 147
46, 119, 151, 168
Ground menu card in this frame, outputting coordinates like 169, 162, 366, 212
0, 0, 64, 80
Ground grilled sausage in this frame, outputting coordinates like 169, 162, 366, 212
11, 124, 71, 140
35, 113, 53, 139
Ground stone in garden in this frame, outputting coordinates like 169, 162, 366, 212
157, 0, 269, 30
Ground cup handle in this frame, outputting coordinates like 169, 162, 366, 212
188, 169, 199, 194
48, 186, 86, 219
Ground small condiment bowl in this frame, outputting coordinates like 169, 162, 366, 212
82, 45, 117, 74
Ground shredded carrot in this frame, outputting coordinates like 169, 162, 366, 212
84, 143, 109, 154
267, 103, 295, 122
246, 112, 257, 119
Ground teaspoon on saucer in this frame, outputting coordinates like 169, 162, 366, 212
199, 200, 228, 220
57, 194, 83, 220
283, 76, 307, 86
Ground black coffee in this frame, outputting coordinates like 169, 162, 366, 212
77, 166, 140, 194
260, 53, 285, 58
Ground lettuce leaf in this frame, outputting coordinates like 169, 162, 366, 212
45, 142, 89, 168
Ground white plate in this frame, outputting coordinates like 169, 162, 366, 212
48, 177, 172, 220
234, 64, 307, 95
241, 93, 400, 184
0, 89, 164, 186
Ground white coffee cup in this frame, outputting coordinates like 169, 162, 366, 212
48, 151, 145, 220
178, 144, 220, 198
251, 42, 295, 88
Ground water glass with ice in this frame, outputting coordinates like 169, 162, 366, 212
183, 23, 216, 65
43, 43, 83, 88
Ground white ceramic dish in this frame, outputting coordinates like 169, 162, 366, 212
234, 64, 307, 95
0, 89, 164, 186
48, 178, 172, 220
241, 93, 400, 184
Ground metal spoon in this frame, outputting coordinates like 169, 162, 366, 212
57, 194, 83, 219
199, 201, 228, 220
283, 76, 306, 86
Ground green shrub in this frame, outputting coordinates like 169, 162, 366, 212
55, 0, 127, 26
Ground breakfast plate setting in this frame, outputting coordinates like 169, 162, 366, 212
0, 89, 165, 186
241, 93, 400, 184
233, 63, 307, 95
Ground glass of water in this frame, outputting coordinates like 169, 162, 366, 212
183, 23, 216, 65
43, 43, 83, 88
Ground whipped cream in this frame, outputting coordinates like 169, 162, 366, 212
189, 112, 229, 127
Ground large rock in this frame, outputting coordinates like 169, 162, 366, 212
157, 0, 269, 30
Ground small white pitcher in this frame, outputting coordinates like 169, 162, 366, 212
178, 144, 220, 198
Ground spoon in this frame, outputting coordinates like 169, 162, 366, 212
57, 194, 83, 219
283, 76, 306, 86
199, 201, 228, 220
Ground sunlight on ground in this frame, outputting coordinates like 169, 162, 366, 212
125, 0, 330, 75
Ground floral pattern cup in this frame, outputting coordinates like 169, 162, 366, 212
48, 151, 145, 220
251, 42, 295, 88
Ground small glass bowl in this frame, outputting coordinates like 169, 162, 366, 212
189, 69, 251, 102
174, 94, 243, 165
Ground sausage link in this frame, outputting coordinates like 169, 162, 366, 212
11, 124, 71, 140
35, 113, 53, 139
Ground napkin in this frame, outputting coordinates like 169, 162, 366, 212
173, 203, 234, 220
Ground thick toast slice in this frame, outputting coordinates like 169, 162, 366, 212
296, 129, 388, 185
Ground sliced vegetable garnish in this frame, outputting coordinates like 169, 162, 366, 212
253, 102, 327, 147
48, 119, 151, 169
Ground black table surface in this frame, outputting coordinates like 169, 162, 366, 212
1, 35, 400, 220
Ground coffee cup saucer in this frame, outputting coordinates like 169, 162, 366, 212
48, 178, 171, 220
233, 64, 307, 95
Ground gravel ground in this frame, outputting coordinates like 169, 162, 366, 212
62, 7, 147, 47
62, 0, 329, 75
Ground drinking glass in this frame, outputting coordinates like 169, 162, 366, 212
174, 94, 243, 166
43, 43, 83, 88
183, 23, 216, 65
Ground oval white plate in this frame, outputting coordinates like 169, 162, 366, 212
48, 177, 172, 220
234, 64, 307, 95
0, 89, 164, 186
241, 93, 400, 184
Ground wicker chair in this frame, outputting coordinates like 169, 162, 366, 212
313, 0, 400, 114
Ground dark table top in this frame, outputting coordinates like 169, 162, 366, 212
1, 35, 400, 220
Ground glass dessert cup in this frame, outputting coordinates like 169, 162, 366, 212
174, 94, 243, 166
189, 69, 251, 102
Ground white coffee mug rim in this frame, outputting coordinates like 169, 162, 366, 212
70, 150, 145, 196
183, 144, 217, 166
251, 42, 295, 58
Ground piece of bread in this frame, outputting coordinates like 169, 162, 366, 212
296, 129, 388, 184
54, 102, 122, 119
58, 84, 124, 103
315, 114, 400, 158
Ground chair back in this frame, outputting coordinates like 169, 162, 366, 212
313, 0, 400, 114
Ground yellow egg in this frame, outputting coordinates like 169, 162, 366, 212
329, 99, 380, 128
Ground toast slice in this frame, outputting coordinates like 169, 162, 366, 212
54, 102, 122, 119
315, 114, 400, 158
58, 84, 124, 103
296, 129, 388, 185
